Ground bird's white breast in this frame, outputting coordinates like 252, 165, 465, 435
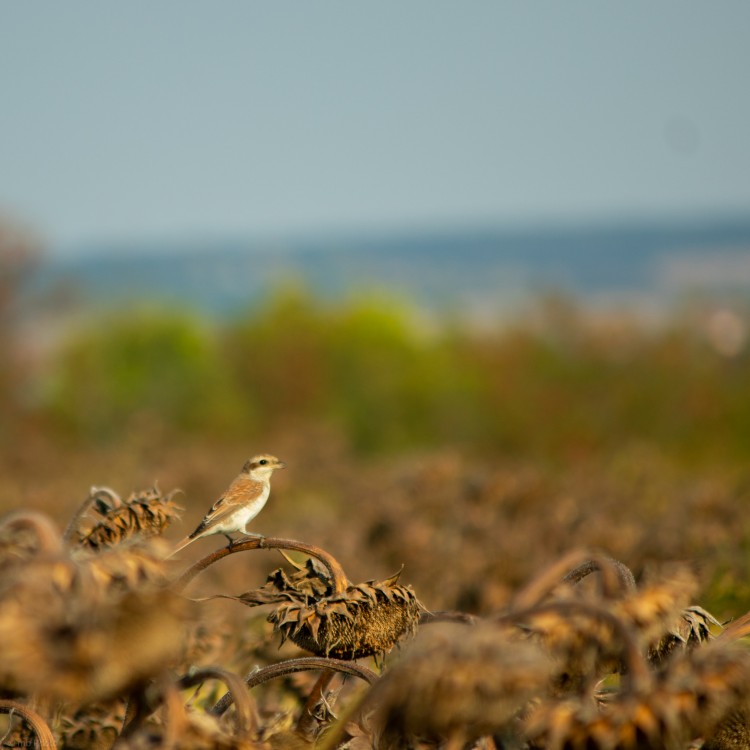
232, 482, 271, 529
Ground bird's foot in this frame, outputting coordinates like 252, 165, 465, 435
225, 532, 264, 549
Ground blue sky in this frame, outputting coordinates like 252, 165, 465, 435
1, 2, 749, 255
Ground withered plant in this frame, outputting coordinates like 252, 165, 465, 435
5, 467, 750, 750
0, 490, 187, 748
0, 699, 57, 750
0, 517, 187, 704
55, 700, 127, 750
117, 669, 259, 750
176, 536, 422, 661
65, 485, 183, 551
350, 621, 553, 750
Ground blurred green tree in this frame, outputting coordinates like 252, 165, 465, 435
48, 308, 248, 439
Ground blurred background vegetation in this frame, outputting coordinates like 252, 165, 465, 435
3, 219, 750, 622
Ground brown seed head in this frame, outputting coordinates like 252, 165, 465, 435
608, 568, 703, 652
74, 486, 183, 551
57, 701, 127, 750
369, 621, 553, 748
660, 640, 750, 740
235, 559, 422, 660
269, 575, 422, 660
523, 692, 680, 750
523, 633, 750, 750
0, 534, 188, 703
649, 605, 720, 666
73, 538, 172, 592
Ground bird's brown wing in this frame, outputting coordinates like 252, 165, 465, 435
189, 476, 264, 538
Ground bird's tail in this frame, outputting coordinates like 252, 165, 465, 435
167, 535, 195, 559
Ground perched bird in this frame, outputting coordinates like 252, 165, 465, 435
169, 454, 286, 557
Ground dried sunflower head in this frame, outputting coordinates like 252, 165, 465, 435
56, 700, 127, 750
510, 600, 637, 694
235, 559, 422, 660
611, 568, 697, 641
523, 691, 682, 750
367, 621, 552, 749
648, 605, 721, 666
660, 640, 750, 742
72, 485, 182, 551
510, 564, 713, 694
0, 537, 188, 703
523, 632, 750, 750
254, 557, 333, 603
270, 579, 421, 661
703, 707, 750, 750
72, 538, 171, 592
601, 567, 720, 666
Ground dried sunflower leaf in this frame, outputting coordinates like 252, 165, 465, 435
308, 614, 322, 644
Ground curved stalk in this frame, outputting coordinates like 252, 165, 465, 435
0, 699, 57, 749
561, 557, 637, 594
211, 657, 378, 717
62, 487, 121, 544
172, 537, 349, 595
121, 667, 259, 741
0, 511, 63, 556
716, 610, 750, 642
295, 671, 336, 740
120, 684, 154, 740
509, 549, 636, 612
159, 677, 189, 750
177, 666, 258, 736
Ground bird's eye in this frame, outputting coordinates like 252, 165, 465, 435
259, 459, 268, 465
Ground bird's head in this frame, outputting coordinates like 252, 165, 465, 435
242, 454, 287, 478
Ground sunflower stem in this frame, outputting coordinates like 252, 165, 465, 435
296, 671, 336, 740
210, 657, 378, 717
62, 487, 119, 544
172, 536, 350, 594
0, 700, 57, 750
509, 549, 636, 612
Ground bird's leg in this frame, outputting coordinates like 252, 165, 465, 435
237, 530, 265, 540
224, 534, 235, 547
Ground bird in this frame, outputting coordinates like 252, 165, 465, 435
168, 454, 286, 557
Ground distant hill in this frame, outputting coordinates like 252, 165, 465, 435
31, 218, 750, 318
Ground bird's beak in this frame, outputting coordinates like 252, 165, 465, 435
276, 461, 287, 469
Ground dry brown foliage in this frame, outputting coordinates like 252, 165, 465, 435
3, 465, 750, 750
235, 559, 422, 660
67, 485, 183, 551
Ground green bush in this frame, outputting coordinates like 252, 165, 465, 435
36, 288, 750, 464
47, 308, 248, 439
